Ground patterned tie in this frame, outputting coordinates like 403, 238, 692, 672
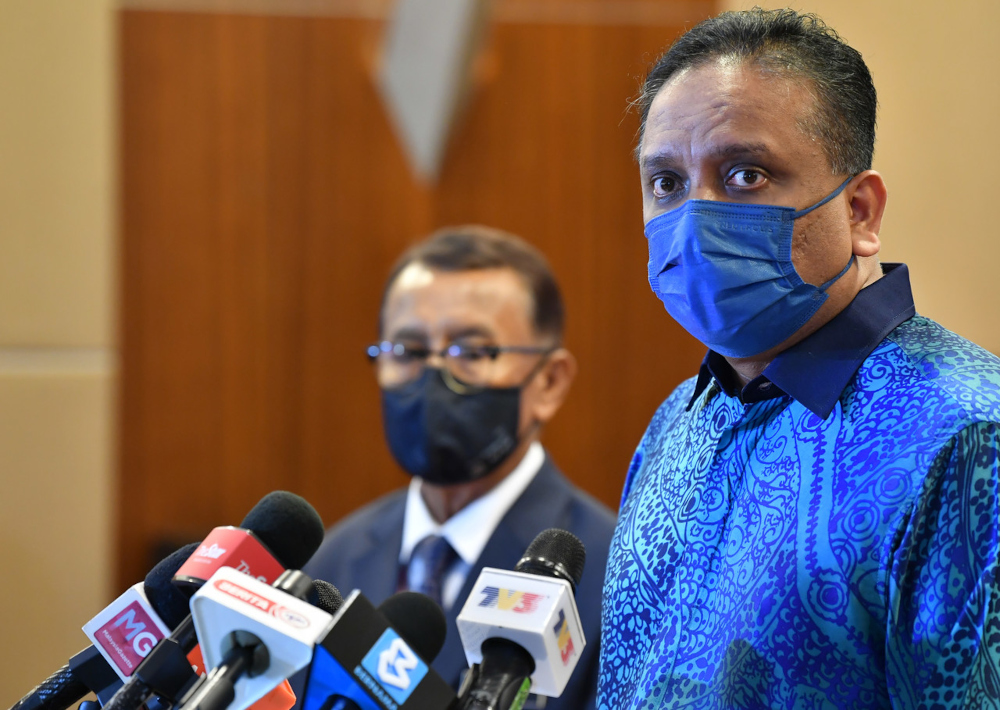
406, 534, 459, 607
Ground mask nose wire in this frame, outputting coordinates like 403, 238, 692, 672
441, 347, 557, 396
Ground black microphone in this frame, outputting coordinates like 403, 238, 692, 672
455, 529, 587, 710
8, 543, 198, 710
104, 491, 326, 710
300, 591, 456, 710
308, 581, 345, 619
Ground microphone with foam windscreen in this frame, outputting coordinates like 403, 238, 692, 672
103, 491, 326, 710
300, 590, 456, 710
455, 529, 587, 710
180, 569, 344, 710
174, 491, 325, 590
8, 543, 199, 710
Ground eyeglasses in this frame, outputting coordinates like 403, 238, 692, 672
366, 340, 555, 389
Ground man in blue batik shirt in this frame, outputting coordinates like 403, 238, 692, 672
600, 8, 1000, 709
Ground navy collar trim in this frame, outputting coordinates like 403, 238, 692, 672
687, 263, 916, 419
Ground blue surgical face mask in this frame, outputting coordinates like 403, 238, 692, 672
645, 177, 855, 358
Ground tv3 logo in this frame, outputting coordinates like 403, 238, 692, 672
552, 609, 575, 665
477, 587, 544, 613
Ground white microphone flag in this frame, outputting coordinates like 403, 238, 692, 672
456, 568, 585, 697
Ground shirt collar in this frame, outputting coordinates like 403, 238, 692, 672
400, 441, 545, 565
688, 263, 916, 419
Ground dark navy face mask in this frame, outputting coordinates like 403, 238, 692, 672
645, 177, 855, 358
380, 368, 521, 485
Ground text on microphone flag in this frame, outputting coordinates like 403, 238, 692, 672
477, 587, 546, 614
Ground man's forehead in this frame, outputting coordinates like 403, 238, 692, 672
383, 264, 534, 335
389, 263, 528, 299
393, 261, 437, 291
639, 61, 818, 167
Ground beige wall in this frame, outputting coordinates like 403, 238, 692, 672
0, 0, 115, 705
721, 0, 1000, 353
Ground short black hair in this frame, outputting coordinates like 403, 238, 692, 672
380, 225, 565, 343
636, 8, 877, 175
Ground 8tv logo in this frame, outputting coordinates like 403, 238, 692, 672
477, 586, 544, 613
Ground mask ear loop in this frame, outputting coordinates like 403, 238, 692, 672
513, 349, 560, 450
818, 254, 856, 292
790, 175, 855, 220
790, 175, 858, 293
516, 347, 558, 389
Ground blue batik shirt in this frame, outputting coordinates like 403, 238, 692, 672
600, 264, 1000, 709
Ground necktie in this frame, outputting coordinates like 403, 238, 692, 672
407, 534, 459, 607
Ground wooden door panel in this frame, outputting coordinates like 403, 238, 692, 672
118, 3, 713, 587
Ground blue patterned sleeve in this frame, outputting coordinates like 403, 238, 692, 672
886, 421, 1000, 708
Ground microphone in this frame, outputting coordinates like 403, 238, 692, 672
174, 491, 326, 589
181, 569, 344, 710
8, 543, 199, 710
455, 529, 587, 709
175, 578, 342, 710
104, 491, 326, 710
85, 544, 199, 684
301, 590, 456, 710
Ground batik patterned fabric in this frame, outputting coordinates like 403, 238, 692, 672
600, 315, 1000, 709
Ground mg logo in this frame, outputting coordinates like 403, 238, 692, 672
112, 608, 160, 657
377, 638, 418, 690
478, 586, 544, 613
552, 609, 575, 664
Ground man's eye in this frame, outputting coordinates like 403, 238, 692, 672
452, 344, 492, 361
651, 175, 680, 198
394, 344, 428, 361
728, 169, 766, 188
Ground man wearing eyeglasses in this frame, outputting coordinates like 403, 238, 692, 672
302, 225, 616, 709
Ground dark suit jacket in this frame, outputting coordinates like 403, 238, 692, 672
300, 455, 616, 710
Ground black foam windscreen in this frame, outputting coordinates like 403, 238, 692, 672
310, 580, 344, 615
144, 542, 201, 628
378, 592, 447, 663
515, 528, 586, 591
240, 491, 325, 570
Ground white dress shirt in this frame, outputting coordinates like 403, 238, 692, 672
399, 441, 545, 609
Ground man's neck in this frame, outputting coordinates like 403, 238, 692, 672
419, 437, 535, 524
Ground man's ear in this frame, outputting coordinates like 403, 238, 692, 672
529, 348, 577, 425
848, 170, 887, 258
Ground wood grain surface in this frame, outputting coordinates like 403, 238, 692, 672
118, 2, 713, 588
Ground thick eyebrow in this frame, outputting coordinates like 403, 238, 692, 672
639, 152, 680, 175
444, 325, 496, 341
386, 325, 428, 342
640, 142, 773, 174
707, 142, 772, 159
